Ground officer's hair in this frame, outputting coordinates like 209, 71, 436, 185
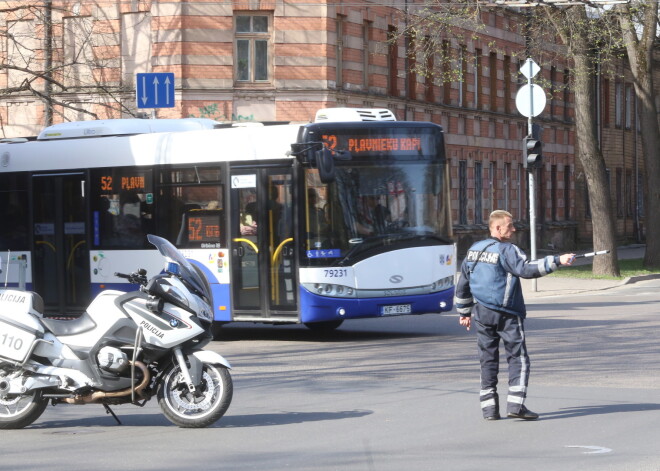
489, 210, 513, 229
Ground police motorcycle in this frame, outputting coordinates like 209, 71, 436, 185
0, 235, 232, 429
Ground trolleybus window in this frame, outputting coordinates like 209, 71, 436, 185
0, 174, 29, 251
91, 167, 153, 248
301, 123, 451, 267
157, 167, 225, 249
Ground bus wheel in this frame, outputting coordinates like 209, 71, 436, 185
304, 320, 344, 331
211, 322, 227, 339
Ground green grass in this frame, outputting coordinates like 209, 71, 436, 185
550, 258, 660, 280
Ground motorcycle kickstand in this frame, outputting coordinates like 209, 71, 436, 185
103, 404, 122, 425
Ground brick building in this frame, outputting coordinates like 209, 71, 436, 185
0, 0, 649, 250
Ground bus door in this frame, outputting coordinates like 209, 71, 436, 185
230, 168, 297, 320
32, 173, 90, 315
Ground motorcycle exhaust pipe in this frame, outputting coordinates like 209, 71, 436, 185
62, 361, 150, 405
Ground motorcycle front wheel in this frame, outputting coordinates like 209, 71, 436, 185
0, 390, 49, 430
157, 362, 232, 428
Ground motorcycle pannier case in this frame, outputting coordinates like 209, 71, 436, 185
0, 290, 45, 363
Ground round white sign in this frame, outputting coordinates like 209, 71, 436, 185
515, 84, 547, 118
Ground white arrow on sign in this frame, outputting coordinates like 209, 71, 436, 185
154, 76, 160, 105
164, 75, 171, 105
140, 75, 148, 105
515, 83, 546, 118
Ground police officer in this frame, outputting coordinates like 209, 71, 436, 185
455, 210, 575, 421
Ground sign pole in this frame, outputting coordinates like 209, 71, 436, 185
516, 58, 545, 292
527, 64, 537, 292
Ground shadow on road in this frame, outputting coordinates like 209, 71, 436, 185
218, 409, 373, 428
31, 409, 373, 429
541, 402, 660, 420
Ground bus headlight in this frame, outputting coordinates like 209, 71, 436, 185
429, 276, 454, 293
302, 283, 357, 298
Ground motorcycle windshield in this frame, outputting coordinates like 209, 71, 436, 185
147, 234, 210, 299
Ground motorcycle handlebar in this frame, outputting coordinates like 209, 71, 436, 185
114, 270, 148, 286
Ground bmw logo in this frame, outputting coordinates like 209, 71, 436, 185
169, 319, 179, 328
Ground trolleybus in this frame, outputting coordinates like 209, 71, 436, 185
0, 108, 455, 331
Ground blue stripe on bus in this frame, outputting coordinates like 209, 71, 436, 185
187, 260, 232, 322
298, 286, 455, 323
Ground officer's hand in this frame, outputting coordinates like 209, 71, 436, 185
560, 253, 576, 266
459, 316, 471, 331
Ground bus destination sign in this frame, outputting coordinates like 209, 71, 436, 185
322, 133, 432, 156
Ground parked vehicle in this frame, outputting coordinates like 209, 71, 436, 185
0, 235, 232, 429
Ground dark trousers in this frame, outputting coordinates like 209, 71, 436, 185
473, 304, 530, 416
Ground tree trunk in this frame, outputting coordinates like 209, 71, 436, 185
617, 2, 660, 269
571, 23, 620, 275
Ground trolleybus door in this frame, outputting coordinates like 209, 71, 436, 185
32, 173, 90, 315
230, 168, 297, 320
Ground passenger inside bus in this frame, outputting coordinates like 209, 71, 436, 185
114, 190, 146, 246
240, 191, 258, 236
306, 188, 329, 242
356, 195, 391, 236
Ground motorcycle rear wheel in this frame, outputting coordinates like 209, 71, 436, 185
0, 390, 49, 430
157, 362, 232, 428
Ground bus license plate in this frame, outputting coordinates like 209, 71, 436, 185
381, 304, 412, 316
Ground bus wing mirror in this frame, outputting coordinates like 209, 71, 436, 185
316, 148, 336, 183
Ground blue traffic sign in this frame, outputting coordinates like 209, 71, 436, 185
136, 73, 175, 109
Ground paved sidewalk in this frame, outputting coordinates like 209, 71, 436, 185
523, 244, 658, 298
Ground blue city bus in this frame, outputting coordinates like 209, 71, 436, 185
0, 108, 455, 331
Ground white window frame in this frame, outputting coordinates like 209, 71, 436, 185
235, 14, 272, 84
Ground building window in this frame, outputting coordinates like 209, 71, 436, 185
550, 66, 557, 118
563, 69, 570, 121
564, 166, 570, 220
336, 15, 345, 89
425, 36, 435, 103
407, 34, 416, 99
474, 49, 482, 109
459, 160, 468, 224
489, 52, 497, 112
388, 25, 399, 97
504, 162, 511, 212
475, 161, 483, 223
626, 169, 633, 217
551, 165, 558, 221
441, 40, 451, 104
536, 167, 545, 223
625, 84, 633, 130
363, 21, 371, 90
614, 82, 623, 128
503, 55, 511, 114
602, 78, 610, 128
235, 15, 270, 83
489, 161, 496, 215
519, 164, 526, 221
616, 168, 623, 218
459, 45, 467, 108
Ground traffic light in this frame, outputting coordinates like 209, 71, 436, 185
523, 135, 542, 169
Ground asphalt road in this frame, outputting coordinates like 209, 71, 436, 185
2, 279, 660, 471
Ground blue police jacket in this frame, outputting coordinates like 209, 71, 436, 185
454, 238, 560, 318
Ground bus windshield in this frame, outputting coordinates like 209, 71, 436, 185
302, 159, 451, 267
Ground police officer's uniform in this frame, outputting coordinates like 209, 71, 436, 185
455, 237, 561, 419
